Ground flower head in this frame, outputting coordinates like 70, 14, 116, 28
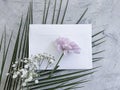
13, 73, 17, 79
22, 82, 26, 86
55, 37, 80, 54
35, 79, 39, 83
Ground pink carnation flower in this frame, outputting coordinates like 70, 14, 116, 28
55, 37, 80, 54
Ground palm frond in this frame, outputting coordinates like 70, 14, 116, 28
3, 2, 33, 89
12, 10, 30, 90
3, 16, 23, 90
26, 71, 94, 90
0, 30, 13, 85
24, 67, 98, 90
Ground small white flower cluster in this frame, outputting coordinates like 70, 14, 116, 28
6, 53, 55, 87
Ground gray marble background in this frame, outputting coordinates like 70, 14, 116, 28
0, 0, 120, 90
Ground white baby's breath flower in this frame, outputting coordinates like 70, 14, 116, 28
22, 82, 26, 86
25, 78, 31, 82
16, 71, 20, 75
24, 60, 28, 63
35, 80, 39, 84
21, 59, 24, 62
25, 76, 33, 82
49, 59, 54, 64
6, 73, 9, 76
12, 64, 16, 68
15, 61, 18, 64
13, 73, 17, 78
25, 79, 28, 82
24, 64, 29, 69
21, 75, 24, 78
20, 69, 24, 72
7, 53, 55, 88
27, 76, 33, 82
21, 69, 28, 78
33, 62, 39, 70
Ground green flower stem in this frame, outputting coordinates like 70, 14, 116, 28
45, 61, 50, 70
49, 53, 64, 78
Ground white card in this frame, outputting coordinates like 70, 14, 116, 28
29, 24, 92, 69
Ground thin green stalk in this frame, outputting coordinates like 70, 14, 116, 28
92, 37, 105, 44
42, 0, 47, 24
92, 57, 103, 62
0, 28, 6, 85
60, 0, 69, 24
3, 17, 23, 90
92, 30, 104, 38
28, 69, 93, 84
49, 53, 64, 78
76, 8, 88, 24
30, 1, 33, 24
92, 50, 105, 55
0, 32, 4, 52
44, 0, 51, 24
0, 31, 13, 85
47, 80, 87, 90
92, 41, 105, 47
45, 61, 50, 70
52, 0, 57, 24
29, 72, 94, 89
56, 0, 62, 24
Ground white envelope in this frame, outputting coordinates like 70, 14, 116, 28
29, 24, 92, 69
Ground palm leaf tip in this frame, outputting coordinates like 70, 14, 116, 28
0, 31, 13, 85
42, 0, 47, 24
0, 32, 4, 51
52, 0, 57, 24
61, 0, 69, 24
76, 8, 88, 24
92, 30, 104, 38
56, 0, 62, 24
44, 0, 51, 24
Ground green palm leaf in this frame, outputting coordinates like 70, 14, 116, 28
0, 32, 4, 52
3, 2, 33, 90
0, 29, 13, 85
